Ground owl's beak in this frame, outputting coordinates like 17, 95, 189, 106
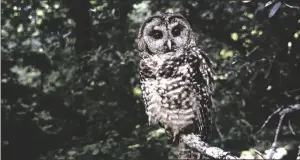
167, 40, 172, 50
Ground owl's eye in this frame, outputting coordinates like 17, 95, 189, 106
150, 30, 163, 39
172, 26, 182, 37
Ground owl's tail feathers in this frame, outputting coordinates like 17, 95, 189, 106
177, 135, 203, 160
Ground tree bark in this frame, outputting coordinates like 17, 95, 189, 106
180, 134, 239, 159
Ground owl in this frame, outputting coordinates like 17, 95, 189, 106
137, 12, 214, 159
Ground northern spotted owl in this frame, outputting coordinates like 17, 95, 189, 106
137, 13, 214, 159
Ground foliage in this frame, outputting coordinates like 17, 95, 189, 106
1, 0, 300, 159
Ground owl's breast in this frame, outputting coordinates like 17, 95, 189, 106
157, 55, 189, 78
156, 76, 197, 109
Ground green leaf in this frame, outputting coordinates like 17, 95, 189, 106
128, 144, 140, 149
231, 32, 239, 41
133, 87, 142, 96
92, 148, 99, 155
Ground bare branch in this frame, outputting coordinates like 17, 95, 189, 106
263, 104, 300, 159
264, 56, 275, 79
279, 104, 300, 116
179, 104, 299, 160
288, 120, 296, 135
215, 120, 224, 140
268, 114, 284, 159
286, 87, 300, 93
283, 2, 300, 9
257, 108, 281, 134
246, 46, 260, 57
257, 104, 300, 135
180, 134, 240, 159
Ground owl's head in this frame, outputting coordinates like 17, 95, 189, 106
137, 13, 196, 55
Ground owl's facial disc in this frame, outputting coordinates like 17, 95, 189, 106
139, 14, 195, 55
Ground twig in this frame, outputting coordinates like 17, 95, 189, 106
286, 88, 300, 93
265, 56, 275, 79
254, 149, 265, 160
246, 46, 260, 57
257, 108, 281, 134
288, 120, 296, 135
283, 2, 300, 9
268, 114, 284, 159
215, 120, 224, 140
180, 134, 240, 159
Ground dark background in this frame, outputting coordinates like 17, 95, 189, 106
1, 0, 300, 159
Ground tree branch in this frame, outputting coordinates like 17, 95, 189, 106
180, 134, 240, 159
180, 104, 300, 160
257, 104, 300, 134
268, 113, 284, 159
278, 104, 300, 116
258, 104, 300, 160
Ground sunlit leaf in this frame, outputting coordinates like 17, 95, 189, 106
251, 29, 257, 35
231, 32, 239, 41
13, 12, 19, 16
245, 39, 252, 44
92, 148, 99, 155
146, 128, 166, 140
36, 19, 43, 25
90, 0, 97, 5
294, 31, 299, 39
220, 49, 233, 58
240, 150, 255, 159
247, 13, 254, 19
128, 144, 140, 149
54, 3, 60, 9
133, 87, 142, 96
36, 9, 45, 17
17, 24, 23, 32
68, 151, 77, 156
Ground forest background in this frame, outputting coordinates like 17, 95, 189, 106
2, 0, 300, 159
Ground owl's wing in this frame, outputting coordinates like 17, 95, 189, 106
188, 47, 215, 140
192, 47, 215, 94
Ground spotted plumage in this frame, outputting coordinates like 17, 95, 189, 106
137, 12, 214, 159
